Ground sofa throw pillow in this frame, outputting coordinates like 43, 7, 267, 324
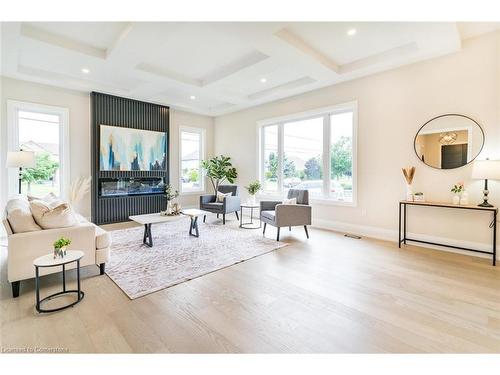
217, 191, 232, 203
5, 197, 42, 233
27, 192, 59, 204
30, 199, 77, 229
282, 197, 297, 205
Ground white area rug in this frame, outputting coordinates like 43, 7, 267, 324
107, 218, 287, 299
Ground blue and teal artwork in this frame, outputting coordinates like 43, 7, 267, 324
100, 125, 166, 171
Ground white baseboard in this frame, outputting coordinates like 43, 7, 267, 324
312, 218, 498, 261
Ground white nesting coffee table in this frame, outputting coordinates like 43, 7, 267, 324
129, 209, 211, 246
129, 213, 183, 247
181, 209, 211, 238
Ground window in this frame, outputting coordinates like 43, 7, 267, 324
258, 102, 357, 204
7, 101, 69, 198
180, 127, 205, 193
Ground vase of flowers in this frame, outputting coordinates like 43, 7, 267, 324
245, 181, 262, 204
164, 184, 179, 215
451, 182, 464, 205
401, 166, 416, 201
53, 237, 71, 259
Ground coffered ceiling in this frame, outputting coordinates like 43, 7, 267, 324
1, 22, 498, 116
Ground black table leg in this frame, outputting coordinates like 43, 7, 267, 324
35, 266, 40, 312
189, 216, 200, 237
62, 263, 66, 292
403, 203, 407, 245
143, 223, 153, 247
493, 210, 497, 266
239, 208, 243, 227
77, 259, 81, 301
398, 203, 402, 248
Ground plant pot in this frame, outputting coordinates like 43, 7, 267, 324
53, 246, 67, 259
452, 194, 460, 205
166, 200, 173, 215
248, 195, 256, 204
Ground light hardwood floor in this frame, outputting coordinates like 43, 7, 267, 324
1, 221, 500, 353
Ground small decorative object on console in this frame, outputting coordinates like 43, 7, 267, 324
164, 184, 179, 215
53, 237, 71, 259
451, 182, 464, 205
413, 192, 425, 202
401, 166, 416, 201
460, 190, 469, 205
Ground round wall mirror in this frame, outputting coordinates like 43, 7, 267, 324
414, 114, 485, 170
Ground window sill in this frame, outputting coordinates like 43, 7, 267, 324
310, 198, 357, 207
180, 190, 206, 196
256, 193, 357, 207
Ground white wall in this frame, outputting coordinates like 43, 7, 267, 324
0, 77, 214, 217
214, 31, 500, 253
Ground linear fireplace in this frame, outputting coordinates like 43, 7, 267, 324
99, 177, 165, 197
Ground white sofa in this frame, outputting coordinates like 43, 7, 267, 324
2, 195, 111, 298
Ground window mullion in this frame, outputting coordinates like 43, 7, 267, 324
323, 114, 331, 198
277, 122, 284, 195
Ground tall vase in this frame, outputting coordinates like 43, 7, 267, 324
166, 200, 173, 215
406, 184, 414, 202
249, 194, 256, 204
459, 191, 469, 205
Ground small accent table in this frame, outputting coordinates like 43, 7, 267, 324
398, 200, 497, 266
33, 250, 85, 313
181, 208, 212, 237
239, 203, 261, 229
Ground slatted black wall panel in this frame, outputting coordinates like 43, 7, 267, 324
91, 92, 169, 224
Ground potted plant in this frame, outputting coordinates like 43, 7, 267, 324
53, 237, 71, 259
451, 182, 464, 205
201, 155, 238, 194
245, 181, 262, 204
164, 184, 179, 215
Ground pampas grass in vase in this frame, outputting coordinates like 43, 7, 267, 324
69, 176, 91, 214
401, 166, 415, 201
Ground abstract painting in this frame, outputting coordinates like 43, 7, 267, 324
100, 125, 166, 171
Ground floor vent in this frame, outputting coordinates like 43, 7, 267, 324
344, 233, 362, 239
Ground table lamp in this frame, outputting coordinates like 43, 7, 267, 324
471, 159, 500, 207
6, 151, 36, 194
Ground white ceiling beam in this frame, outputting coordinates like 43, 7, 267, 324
201, 50, 269, 86
136, 62, 202, 87
274, 28, 340, 74
20, 24, 106, 59
339, 42, 419, 74
105, 22, 134, 59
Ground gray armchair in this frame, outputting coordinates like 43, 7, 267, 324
200, 185, 241, 224
260, 189, 312, 241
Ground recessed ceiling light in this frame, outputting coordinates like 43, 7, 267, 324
260, 78, 267, 83
81, 68, 90, 74
190, 95, 196, 100
347, 28, 357, 36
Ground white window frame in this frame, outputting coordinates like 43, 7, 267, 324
179, 126, 206, 195
256, 101, 358, 207
6, 100, 70, 199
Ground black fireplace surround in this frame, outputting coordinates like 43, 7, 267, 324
91, 92, 169, 224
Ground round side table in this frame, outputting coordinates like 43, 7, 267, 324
239, 203, 261, 229
33, 250, 85, 313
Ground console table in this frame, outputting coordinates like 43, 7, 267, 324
398, 200, 497, 266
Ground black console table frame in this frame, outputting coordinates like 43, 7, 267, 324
398, 200, 497, 266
